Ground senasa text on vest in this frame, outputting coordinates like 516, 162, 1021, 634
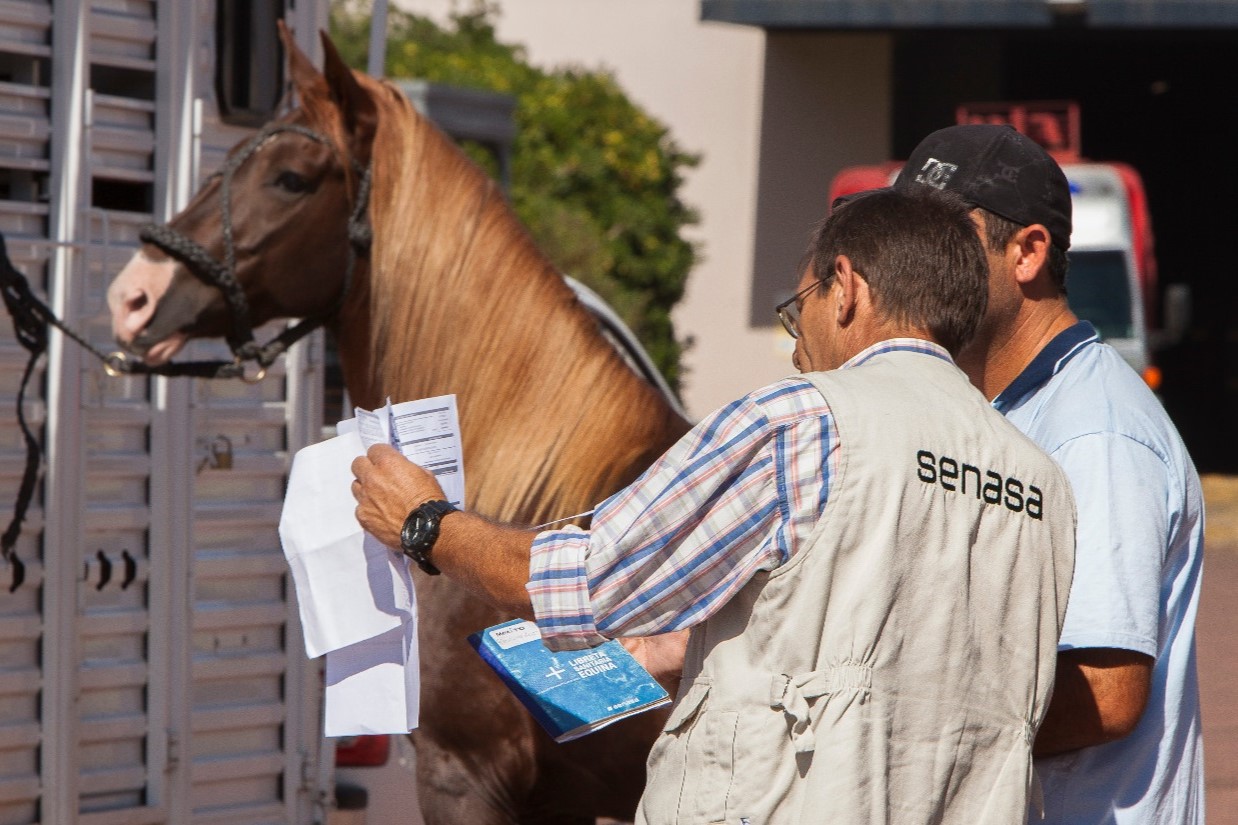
915, 450, 1043, 519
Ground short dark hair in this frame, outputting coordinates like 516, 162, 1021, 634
810, 187, 988, 356
977, 208, 1070, 294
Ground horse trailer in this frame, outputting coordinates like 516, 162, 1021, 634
0, 2, 336, 823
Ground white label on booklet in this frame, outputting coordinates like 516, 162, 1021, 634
490, 620, 541, 650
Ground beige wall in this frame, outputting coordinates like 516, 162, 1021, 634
752, 32, 892, 321
391, 1, 892, 418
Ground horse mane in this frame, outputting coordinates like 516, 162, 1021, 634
339, 75, 689, 525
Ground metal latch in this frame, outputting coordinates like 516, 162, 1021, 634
197, 434, 233, 473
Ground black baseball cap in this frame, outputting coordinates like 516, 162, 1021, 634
891, 124, 1073, 251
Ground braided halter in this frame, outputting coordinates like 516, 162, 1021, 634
111, 121, 372, 381
0, 121, 371, 567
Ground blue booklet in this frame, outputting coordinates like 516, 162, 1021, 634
469, 619, 672, 743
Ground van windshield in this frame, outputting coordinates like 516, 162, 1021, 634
1066, 250, 1135, 340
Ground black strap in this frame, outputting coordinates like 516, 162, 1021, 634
0, 233, 47, 566
0, 235, 255, 570
126, 124, 372, 376
139, 223, 255, 354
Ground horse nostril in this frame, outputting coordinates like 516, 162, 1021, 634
125, 290, 149, 314
118, 288, 155, 339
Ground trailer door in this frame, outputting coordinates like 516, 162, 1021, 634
0, 2, 328, 823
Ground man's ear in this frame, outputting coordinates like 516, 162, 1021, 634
834, 254, 860, 326
1012, 224, 1052, 287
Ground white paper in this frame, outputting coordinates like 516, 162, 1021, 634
279, 431, 414, 658
279, 394, 464, 736
353, 403, 391, 447
324, 620, 420, 736
358, 395, 466, 508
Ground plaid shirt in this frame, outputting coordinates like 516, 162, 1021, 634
527, 338, 953, 649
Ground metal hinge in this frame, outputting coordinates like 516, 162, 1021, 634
299, 747, 317, 793
166, 730, 181, 773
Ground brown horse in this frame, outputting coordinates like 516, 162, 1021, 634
106, 27, 691, 825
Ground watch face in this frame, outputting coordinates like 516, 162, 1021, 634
401, 500, 455, 567
404, 512, 434, 548
401, 501, 451, 575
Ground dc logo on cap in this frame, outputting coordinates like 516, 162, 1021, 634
915, 158, 959, 190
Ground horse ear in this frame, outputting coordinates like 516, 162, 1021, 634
278, 20, 328, 103
319, 30, 378, 163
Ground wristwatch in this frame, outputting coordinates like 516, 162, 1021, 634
400, 499, 457, 575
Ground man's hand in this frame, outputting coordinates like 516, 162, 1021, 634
1034, 647, 1153, 757
351, 443, 537, 618
351, 444, 446, 550
621, 630, 689, 697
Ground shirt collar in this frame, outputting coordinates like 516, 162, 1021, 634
991, 321, 1098, 413
843, 337, 954, 369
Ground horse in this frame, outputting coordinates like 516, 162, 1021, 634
105, 26, 693, 825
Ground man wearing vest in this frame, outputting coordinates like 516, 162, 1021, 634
351, 187, 1077, 823
889, 125, 1206, 824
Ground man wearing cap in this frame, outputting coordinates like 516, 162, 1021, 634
352, 187, 1077, 822
892, 124, 1205, 824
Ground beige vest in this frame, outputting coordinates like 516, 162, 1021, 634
636, 351, 1075, 825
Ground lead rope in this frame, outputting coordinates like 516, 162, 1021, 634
0, 234, 47, 585
0, 241, 256, 586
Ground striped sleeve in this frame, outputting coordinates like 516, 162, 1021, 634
528, 377, 837, 649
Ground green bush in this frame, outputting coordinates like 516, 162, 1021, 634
329, 1, 698, 390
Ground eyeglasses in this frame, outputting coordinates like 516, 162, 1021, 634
775, 279, 825, 339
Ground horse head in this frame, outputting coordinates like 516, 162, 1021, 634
106, 25, 377, 369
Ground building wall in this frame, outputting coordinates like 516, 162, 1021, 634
751, 31, 892, 325
391, 0, 891, 418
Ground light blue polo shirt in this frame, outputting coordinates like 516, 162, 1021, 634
995, 322, 1205, 825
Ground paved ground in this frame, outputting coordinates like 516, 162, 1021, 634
1199, 474, 1238, 823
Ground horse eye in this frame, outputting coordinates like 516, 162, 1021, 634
274, 171, 311, 194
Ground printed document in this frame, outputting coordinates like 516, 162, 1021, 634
279, 394, 464, 736
353, 395, 465, 508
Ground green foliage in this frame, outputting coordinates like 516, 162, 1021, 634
329, 0, 698, 390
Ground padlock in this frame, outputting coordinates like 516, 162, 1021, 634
197, 434, 234, 473
211, 435, 234, 470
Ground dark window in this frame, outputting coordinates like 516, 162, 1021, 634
215, 0, 284, 126
91, 65, 156, 101
91, 179, 154, 214
1066, 249, 1135, 340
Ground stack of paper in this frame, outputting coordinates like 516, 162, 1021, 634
279, 395, 464, 736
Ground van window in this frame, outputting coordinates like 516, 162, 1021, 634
1066, 250, 1135, 340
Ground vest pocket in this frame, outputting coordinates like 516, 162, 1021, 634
683, 707, 737, 822
640, 681, 738, 824
663, 681, 711, 734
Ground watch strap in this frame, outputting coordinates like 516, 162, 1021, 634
400, 499, 456, 576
